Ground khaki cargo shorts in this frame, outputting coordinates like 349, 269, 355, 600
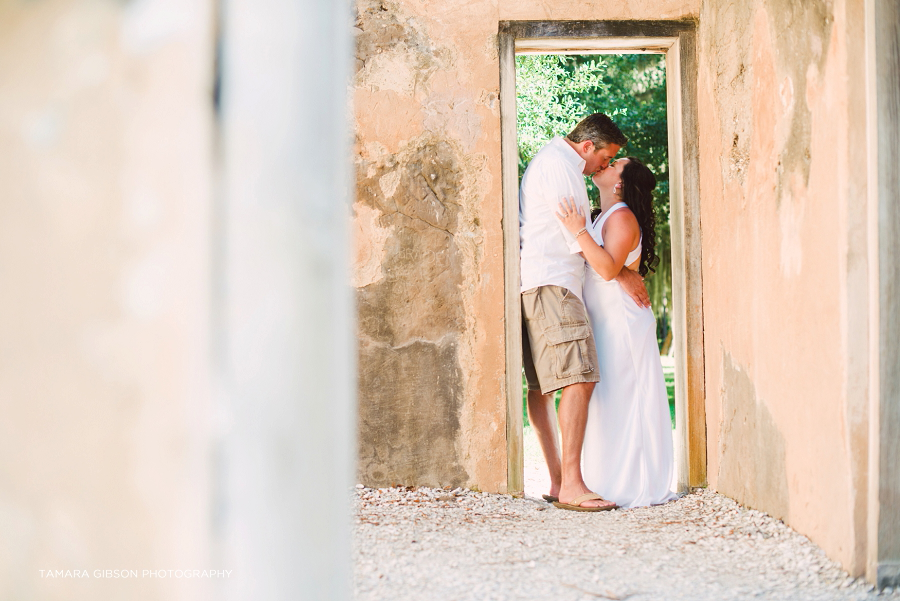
521, 285, 600, 395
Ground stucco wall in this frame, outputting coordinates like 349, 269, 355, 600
698, 0, 870, 574
351, 0, 877, 578
353, 0, 506, 491
352, 0, 699, 492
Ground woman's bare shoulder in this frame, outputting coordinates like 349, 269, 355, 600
601, 207, 639, 234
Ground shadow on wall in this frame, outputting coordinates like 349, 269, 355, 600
718, 352, 790, 521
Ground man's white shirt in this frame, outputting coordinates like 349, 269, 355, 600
519, 136, 590, 301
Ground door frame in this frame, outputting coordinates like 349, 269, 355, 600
865, 0, 900, 587
499, 19, 706, 495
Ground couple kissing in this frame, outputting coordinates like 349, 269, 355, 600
520, 113, 677, 512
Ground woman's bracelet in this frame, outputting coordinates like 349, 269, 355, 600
575, 227, 587, 239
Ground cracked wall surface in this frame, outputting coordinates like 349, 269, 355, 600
352, 0, 698, 491
353, 0, 503, 490
356, 136, 471, 487
698, 0, 870, 575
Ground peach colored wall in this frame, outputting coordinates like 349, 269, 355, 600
499, 0, 698, 20
353, 0, 507, 491
352, 0, 698, 492
353, 0, 875, 577
698, 0, 870, 575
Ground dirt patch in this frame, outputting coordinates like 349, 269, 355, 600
701, 0, 754, 184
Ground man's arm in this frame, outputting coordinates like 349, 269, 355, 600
538, 162, 590, 253
615, 266, 650, 308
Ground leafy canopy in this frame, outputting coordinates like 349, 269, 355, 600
515, 54, 611, 176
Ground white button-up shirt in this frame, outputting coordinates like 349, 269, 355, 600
519, 136, 590, 301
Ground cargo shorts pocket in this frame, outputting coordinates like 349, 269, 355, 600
543, 323, 593, 379
521, 288, 544, 321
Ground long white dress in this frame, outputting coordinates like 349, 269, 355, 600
581, 202, 677, 509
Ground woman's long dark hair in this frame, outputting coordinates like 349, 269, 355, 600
619, 157, 659, 277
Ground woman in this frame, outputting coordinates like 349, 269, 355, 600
556, 157, 677, 509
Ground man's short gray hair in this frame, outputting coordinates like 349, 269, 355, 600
567, 113, 627, 149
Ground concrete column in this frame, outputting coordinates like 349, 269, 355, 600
216, 0, 355, 599
866, 0, 900, 589
0, 1, 216, 599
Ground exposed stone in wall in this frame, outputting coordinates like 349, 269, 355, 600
353, 0, 496, 487
357, 130, 495, 485
766, 0, 833, 203
355, 0, 452, 96
356, 134, 471, 487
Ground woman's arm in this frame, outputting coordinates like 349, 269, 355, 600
556, 196, 640, 281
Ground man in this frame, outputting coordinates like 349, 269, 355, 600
519, 113, 649, 511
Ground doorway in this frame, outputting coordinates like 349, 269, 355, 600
499, 20, 705, 495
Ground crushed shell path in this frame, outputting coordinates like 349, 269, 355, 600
354, 487, 895, 601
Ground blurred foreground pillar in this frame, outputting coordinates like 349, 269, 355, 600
0, 1, 217, 599
0, 0, 354, 599
216, 0, 355, 600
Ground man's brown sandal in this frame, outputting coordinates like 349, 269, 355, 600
542, 494, 559, 503
552, 492, 617, 512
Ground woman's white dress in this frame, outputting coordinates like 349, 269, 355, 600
581, 202, 677, 509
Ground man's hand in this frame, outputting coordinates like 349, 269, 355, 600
616, 267, 650, 308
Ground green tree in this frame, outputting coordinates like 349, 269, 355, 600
515, 55, 610, 178
516, 53, 672, 349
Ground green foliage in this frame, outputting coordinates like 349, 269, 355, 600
663, 362, 676, 429
515, 55, 610, 177
516, 53, 673, 348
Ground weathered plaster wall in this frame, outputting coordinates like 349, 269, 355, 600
353, 0, 698, 492
698, 0, 870, 574
353, 0, 505, 491
0, 0, 215, 598
498, 0, 699, 20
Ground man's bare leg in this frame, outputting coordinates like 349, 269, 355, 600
557, 381, 615, 509
526, 389, 561, 497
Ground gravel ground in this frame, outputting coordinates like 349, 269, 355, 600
353, 486, 895, 601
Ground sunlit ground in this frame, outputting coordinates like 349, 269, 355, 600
523, 424, 550, 499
